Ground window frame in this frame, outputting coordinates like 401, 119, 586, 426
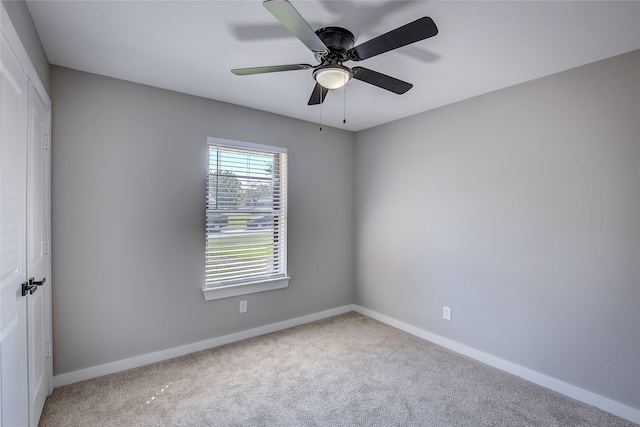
203, 137, 290, 301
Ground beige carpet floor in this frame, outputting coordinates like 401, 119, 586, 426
39, 312, 636, 426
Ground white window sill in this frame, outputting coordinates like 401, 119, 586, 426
202, 277, 290, 301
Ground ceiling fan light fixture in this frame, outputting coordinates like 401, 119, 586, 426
313, 64, 352, 89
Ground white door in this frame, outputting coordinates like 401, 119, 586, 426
26, 83, 51, 427
0, 32, 30, 427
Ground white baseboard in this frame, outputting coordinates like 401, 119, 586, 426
53, 303, 639, 424
53, 304, 355, 388
352, 305, 640, 425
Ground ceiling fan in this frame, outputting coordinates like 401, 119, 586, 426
231, 0, 438, 105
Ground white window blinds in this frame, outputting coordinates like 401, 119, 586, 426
206, 138, 287, 288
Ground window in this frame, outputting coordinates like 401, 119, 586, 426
203, 137, 289, 300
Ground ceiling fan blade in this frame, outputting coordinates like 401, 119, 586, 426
352, 67, 413, 94
348, 17, 438, 61
263, 0, 328, 55
231, 64, 313, 75
307, 83, 329, 105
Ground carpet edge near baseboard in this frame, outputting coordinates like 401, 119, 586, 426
52, 303, 639, 425
352, 305, 640, 425
52, 305, 356, 387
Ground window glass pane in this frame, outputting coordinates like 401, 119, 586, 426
206, 140, 287, 288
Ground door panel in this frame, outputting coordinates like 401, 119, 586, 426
0, 33, 29, 427
28, 288, 45, 424
27, 83, 50, 426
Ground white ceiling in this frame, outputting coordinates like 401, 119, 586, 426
26, 0, 640, 132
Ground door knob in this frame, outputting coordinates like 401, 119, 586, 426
30, 277, 46, 287
22, 281, 34, 296
21, 277, 46, 296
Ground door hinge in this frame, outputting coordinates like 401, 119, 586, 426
46, 342, 51, 358
44, 239, 50, 254
44, 134, 50, 150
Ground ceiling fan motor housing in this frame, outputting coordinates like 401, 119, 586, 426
315, 27, 355, 62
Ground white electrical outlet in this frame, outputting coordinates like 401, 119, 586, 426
443, 306, 451, 321
239, 300, 247, 313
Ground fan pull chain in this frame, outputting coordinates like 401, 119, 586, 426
343, 84, 347, 124
319, 90, 323, 131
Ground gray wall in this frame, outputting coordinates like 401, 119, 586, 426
1, 0, 49, 92
50, 66, 355, 375
355, 50, 640, 409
